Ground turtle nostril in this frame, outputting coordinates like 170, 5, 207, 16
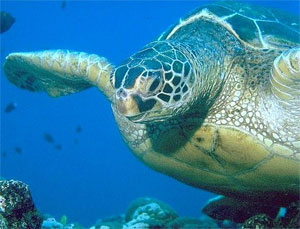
116, 88, 128, 99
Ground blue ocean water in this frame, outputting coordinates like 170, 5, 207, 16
0, 0, 299, 227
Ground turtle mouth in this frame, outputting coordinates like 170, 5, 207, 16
126, 112, 148, 123
115, 88, 171, 123
115, 89, 161, 122
126, 110, 174, 123
115, 96, 149, 123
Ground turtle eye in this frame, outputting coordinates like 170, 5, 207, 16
143, 71, 163, 96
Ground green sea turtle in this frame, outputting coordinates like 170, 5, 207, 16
3, 1, 300, 212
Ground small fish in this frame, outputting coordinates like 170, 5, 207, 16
55, 144, 62, 150
0, 11, 15, 33
43, 133, 54, 143
4, 102, 17, 113
75, 125, 82, 133
74, 139, 78, 144
60, 214, 67, 225
61, 0, 66, 9
14, 147, 22, 154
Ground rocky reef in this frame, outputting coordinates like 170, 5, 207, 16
41, 197, 300, 229
0, 179, 43, 228
1, 179, 299, 229
242, 201, 300, 229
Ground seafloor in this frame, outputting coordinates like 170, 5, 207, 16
0, 179, 299, 229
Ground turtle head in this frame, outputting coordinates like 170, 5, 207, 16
112, 41, 195, 123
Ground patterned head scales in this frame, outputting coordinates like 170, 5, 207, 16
112, 41, 194, 122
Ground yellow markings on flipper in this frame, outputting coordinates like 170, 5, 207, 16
271, 47, 300, 102
3, 50, 114, 100
87, 63, 100, 82
78, 54, 88, 76
93, 58, 114, 100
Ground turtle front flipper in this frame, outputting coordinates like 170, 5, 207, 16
271, 47, 300, 105
3, 50, 114, 100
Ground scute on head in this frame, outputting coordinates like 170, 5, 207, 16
113, 41, 194, 123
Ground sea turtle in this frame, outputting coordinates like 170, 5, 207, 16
3, 1, 300, 214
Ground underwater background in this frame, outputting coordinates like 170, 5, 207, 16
1, 0, 299, 227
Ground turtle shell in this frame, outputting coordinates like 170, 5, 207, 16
159, 1, 300, 49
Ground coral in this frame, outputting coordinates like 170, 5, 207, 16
0, 179, 43, 228
0, 214, 8, 229
124, 197, 178, 228
94, 215, 124, 229
1, 183, 296, 229
242, 214, 273, 229
125, 197, 178, 221
0, 195, 6, 213
42, 217, 84, 229
42, 217, 63, 228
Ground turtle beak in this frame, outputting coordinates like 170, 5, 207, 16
115, 88, 140, 118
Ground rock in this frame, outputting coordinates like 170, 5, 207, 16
282, 200, 300, 228
124, 197, 178, 228
0, 179, 43, 228
202, 195, 279, 223
167, 216, 219, 229
241, 200, 300, 229
273, 201, 300, 228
